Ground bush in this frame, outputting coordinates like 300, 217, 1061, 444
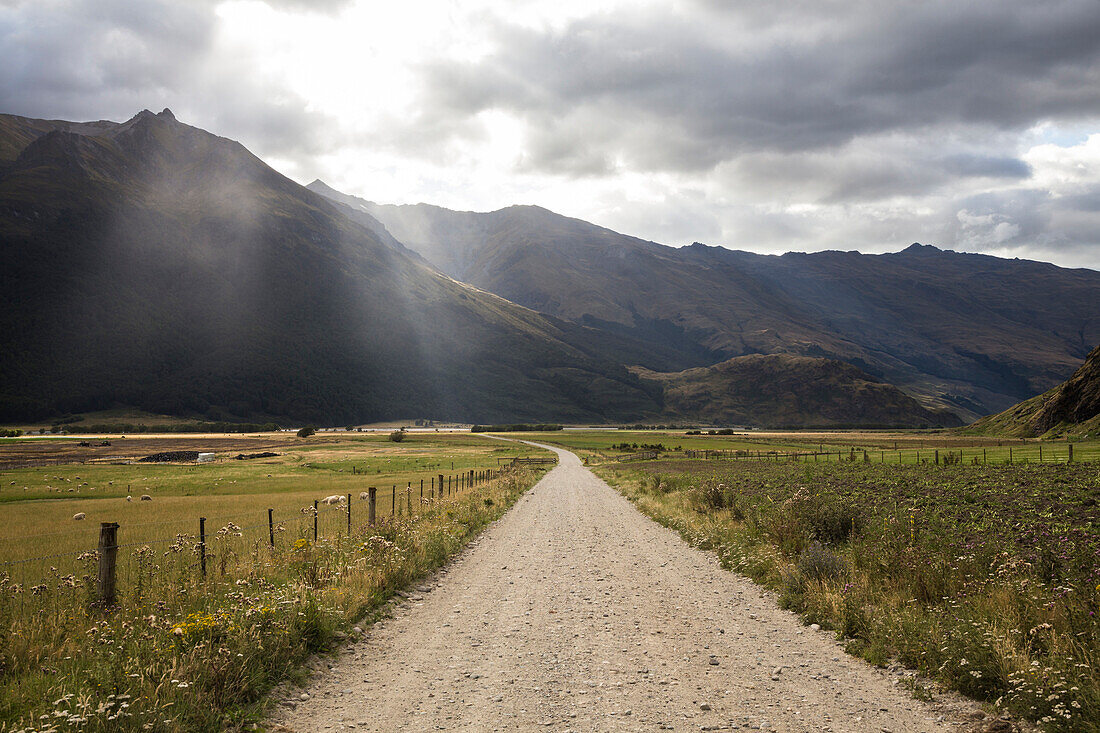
797, 541, 847, 580
296, 425, 316, 438
691, 482, 730, 511
388, 429, 406, 442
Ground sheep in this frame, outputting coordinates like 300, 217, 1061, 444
140, 494, 152, 501
126, 495, 132, 502
321, 494, 344, 505
72, 512, 86, 521
359, 491, 369, 500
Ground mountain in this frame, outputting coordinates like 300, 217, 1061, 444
309, 184, 1100, 422
967, 343, 1100, 438
634, 355, 962, 428
0, 110, 665, 424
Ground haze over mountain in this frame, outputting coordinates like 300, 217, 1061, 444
311, 184, 1100, 422
0, 110, 669, 425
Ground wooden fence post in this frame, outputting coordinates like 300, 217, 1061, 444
1068, 444, 1074, 463
347, 493, 352, 534
392, 485, 396, 515
934, 450, 939, 465
268, 508, 275, 548
199, 517, 207, 578
368, 487, 377, 525
313, 500, 318, 541
96, 522, 119, 608
406, 486, 412, 515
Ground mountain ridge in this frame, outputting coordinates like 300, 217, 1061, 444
0, 111, 665, 424
634, 354, 963, 428
310, 182, 1100, 421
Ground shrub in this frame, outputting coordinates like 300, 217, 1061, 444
388, 429, 406, 442
797, 540, 847, 580
296, 425, 316, 438
690, 482, 730, 511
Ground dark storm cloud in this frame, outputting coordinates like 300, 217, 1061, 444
942, 155, 1032, 180
416, 1, 1100, 175
0, 0, 336, 158
0, 0, 214, 118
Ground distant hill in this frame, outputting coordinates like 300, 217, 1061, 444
634, 354, 962, 428
0, 110, 664, 424
967, 344, 1100, 438
311, 183, 1100, 422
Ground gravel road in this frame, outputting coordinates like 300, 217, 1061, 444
271, 444, 989, 732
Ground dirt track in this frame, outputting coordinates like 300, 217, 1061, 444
271, 444, 988, 732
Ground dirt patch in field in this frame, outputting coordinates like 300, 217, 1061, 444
0, 435, 301, 469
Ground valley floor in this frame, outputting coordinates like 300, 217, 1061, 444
270, 444, 991, 733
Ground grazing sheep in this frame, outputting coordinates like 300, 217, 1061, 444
359, 491, 369, 500
126, 495, 132, 502
321, 494, 344, 505
72, 512, 86, 521
140, 494, 152, 501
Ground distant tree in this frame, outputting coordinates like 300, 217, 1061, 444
297, 425, 316, 438
389, 429, 406, 442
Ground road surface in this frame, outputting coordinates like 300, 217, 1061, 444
272, 444, 986, 732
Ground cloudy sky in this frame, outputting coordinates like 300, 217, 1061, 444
3, 0, 1100, 268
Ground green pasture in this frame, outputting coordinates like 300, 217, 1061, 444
512, 429, 812, 456
510, 428, 1100, 466
0, 433, 549, 571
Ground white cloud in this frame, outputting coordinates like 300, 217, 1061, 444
1, 0, 1099, 268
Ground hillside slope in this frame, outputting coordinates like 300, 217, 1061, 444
0, 111, 662, 424
311, 183, 1100, 421
635, 355, 963, 428
967, 343, 1100, 438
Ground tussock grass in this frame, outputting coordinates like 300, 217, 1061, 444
601, 460, 1100, 732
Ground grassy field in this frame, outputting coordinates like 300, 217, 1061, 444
0, 432, 551, 732
513, 428, 1100, 465
599, 456, 1100, 732
0, 432, 541, 564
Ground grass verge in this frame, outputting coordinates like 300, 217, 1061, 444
0, 465, 545, 732
597, 459, 1100, 733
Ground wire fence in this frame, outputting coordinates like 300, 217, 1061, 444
0, 467, 504, 618
678, 442, 1096, 465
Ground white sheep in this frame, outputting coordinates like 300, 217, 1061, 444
72, 512, 86, 521
359, 491, 369, 500
140, 494, 152, 501
126, 495, 132, 502
321, 494, 344, 505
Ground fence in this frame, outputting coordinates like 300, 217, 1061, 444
681, 443, 1095, 465
616, 450, 658, 462
0, 466, 505, 611
497, 456, 557, 466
